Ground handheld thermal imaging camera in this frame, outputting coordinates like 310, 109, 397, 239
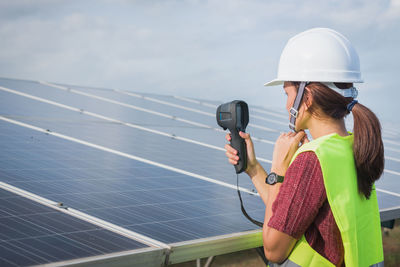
216, 100, 249, 173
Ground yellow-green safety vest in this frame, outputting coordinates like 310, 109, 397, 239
269, 133, 384, 267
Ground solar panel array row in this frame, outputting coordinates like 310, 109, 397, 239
0, 77, 399, 266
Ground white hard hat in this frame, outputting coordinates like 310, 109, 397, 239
265, 28, 363, 86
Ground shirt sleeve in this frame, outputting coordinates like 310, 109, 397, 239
267, 151, 326, 239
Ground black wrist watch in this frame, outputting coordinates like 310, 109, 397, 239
265, 172, 284, 185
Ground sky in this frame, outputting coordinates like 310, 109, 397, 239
0, 0, 399, 126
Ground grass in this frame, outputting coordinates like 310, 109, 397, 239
382, 219, 400, 267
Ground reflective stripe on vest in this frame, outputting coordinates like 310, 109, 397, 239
270, 133, 384, 267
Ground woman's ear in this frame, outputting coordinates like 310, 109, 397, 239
304, 87, 313, 110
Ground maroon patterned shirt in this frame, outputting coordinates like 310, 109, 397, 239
268, 151, 344, 266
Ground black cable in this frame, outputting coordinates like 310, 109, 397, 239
255, 246, 269, 266
236, 174, 264, 227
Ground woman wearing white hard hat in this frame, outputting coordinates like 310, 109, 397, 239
224, 28, 384, 266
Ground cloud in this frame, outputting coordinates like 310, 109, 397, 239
378, 0, 400, 25
0, 0, 399, 122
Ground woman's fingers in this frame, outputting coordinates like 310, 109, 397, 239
294, 131, 305, 143
225, 150, 239, 160
229, 158, 238, 165
226, 149, 239, 165
239, 131, 249, 139
224, 144, 237, 155
225, 133, 231, 141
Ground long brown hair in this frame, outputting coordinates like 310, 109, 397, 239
302, 82, 384, 199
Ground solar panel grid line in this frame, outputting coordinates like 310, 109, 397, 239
178, 97, 400, 146
377, 188, 400, 198
0, 77, 399, 265
114, 88, 222, 117
0, 187, 163, 266
0, 199, 162, 253
0, 181, 170, 250
0, 113, 268, 243
384, 139, 400, 147
18, 82, 400, 162
111, 88, 285, 130
56, 82, 400, 153
37, 81, 216, 131
2, 82, 400, 194
5, 83, 400, 171
382, 127, 400, 136
167, 94, 400, 154
1, 204, 105, 247
0, 246, 20, 267
0, 85, 274, 166
105, 92, 400, 173
173, 95, 218, 107
0, 242, 46, 266
26, 185, 241, 220
1, 227, 110, 262
0, 81, 396, 199
28, 228, 130, 255
249, 107, 288, 119
128, 203, 261, 229
0, 82, 287, 148
123, 89, 286, 127
386, 147, 400, 154
11, 237, 70, 263
120, 89, 288, 124
385, 156, 400, 163
384, 169, 400, 176
173, 92, 400, 145
0, 116, 257, 195
8, 77, 400, 141
0, 121, 268, 264
171, 95, 300, 119
41, 80, 279, 133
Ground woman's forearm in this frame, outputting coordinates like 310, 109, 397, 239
248, 162, 269, 205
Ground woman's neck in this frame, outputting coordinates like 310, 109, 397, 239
307, 116, 348, 140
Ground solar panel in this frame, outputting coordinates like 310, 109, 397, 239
0, 187, 164, 266
0, 76, 399, 266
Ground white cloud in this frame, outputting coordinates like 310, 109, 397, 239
379, 0, 400, 25
0, 0, 399, 122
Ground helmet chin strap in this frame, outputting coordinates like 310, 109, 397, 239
289, 81, 308, 132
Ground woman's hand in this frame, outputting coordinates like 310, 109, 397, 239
271, 131, 309, 176
224, 131, 260, 178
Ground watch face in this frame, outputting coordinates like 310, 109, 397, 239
267, 173, 277, 184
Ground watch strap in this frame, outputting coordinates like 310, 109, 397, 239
276, 174, 284, 183
266, 172, 284, 185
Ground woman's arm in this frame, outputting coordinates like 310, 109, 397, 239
225, 131, 309, 263
243, 161, 296, 263
264, 131, 309, 263
262, 182, 297, 263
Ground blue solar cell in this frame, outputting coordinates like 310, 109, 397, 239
0, 89, 259, 188
1, 76, 399, 265
0, 78, 283, 154
376, 190, 400, 210
0, 120, 264, 245
0, 188, 147, 266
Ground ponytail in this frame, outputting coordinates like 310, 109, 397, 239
352, 103, 384, 199
303, 82, 384, 199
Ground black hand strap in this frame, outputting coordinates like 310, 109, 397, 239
289, 81, 308, 132
237, 174, 263, 227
